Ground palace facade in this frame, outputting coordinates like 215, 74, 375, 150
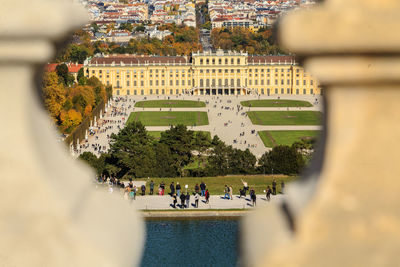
84, 49, 321, 96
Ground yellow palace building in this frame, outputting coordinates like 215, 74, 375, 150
84, 49, 321, 96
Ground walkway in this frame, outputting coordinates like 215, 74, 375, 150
76, 94, 323, 158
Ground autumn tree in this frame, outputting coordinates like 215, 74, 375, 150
42, 72, 65, 123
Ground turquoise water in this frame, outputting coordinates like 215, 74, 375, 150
140, 218, 239, 267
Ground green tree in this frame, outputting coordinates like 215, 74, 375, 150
108, 121, 156, 178
258, 145, 305, 175
159, 125, 195, 177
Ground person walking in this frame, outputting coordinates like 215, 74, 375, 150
176, 182, 181, 197
129, 188, 135, 202
250, 189, 257, 207
186, 193, 190, 208
200, 182, 206, 197
224, 185, 230, 199
229, 185, 233, 200
205, 189, 210, 204
170, 182, 175, 196
160, 181, 165, 195
281, 181, 285, 194
272, 179, 277, 195
141, 184, 146, 196
172, 193, 177, 208
266, 186, 272, 201
194, 183, 200, 194
149, 180, 154, 195
194, 192, 199, 208
180, 192, 186, 209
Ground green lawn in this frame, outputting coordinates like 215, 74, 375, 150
241, 99, 313, 107
131, 175, 297, 195
149, 131, 211, 140
259, 130, 321, 147
247, 111, 322, 125
135, 100, 206, 108
127, 111, 209, 126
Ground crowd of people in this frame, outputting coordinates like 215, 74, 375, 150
97, 176, 284, 209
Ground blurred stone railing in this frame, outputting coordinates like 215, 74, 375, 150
244, 0, 400, 266
0, 1, 144, 266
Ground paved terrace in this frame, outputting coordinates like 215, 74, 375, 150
77, 94, 323, 158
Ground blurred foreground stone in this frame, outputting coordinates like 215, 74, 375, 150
244, 0, 400, 266
0, 1, 144, 266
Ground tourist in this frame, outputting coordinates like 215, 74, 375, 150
132, 186, 137, 200
149, 180, 154, 195
176, 182, 181, 197
200, 181, 206, 196
141, 184, 146, 196
224, 185, 229, 199
205, 189, 210, 204
160, 181, 165, 195
229, 185, 233, 200
266, 186, 272, 201
250, 188, 256, 206
129, 188, 135, 202
186, 193, 190, 208
180, 192, 186, 209
272, 180, 277, 195
194, 192, 199, 208
281, 181, 285, 194
172, 193, 177, 208
170, 182, 175, 196
194, 183, 200, 194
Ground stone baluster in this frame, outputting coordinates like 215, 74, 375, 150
244, 0, 400, 266
0, 1, 143, 266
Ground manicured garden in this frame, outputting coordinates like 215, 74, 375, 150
138, 175, 297, 195
258, 130, 321, 147
241, 99, 313, 107
135, 100, 206, 108
247, 111, 322, 125
127, 111, 209, 126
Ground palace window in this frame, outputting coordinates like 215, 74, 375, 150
225, 69, 228, 73
296, 80, 299, 86
141, 81, 144, 86
127, 81, 130, 86
150, 89, 153, 94
150, 81, 153, 86
225, 79, 228, 86
296, 89, 299, 94
134, 81, 137, 86
141, 89, 144, 95
200, 59, 203, 64
237, 59, 240, 65
218, 79, 222, 86
287, 88, 290, 94
206, 69, 210, 73
310, 89, 314, 94
231, 79, 234, 86
212, 69, 215, 73
231, 69, 234, 73
267, 80, 270, 85
206, 59, 209, 64
156, 80, 159, 86
231, 58, 234, 64
182, 80, 185, 86
237, 69, 240, 73
237, 79, 240, 86
134, 90, 137, 95
212, 79, 215, 86
162, 80, 165, 86
200, 79, 204, 87
255, 80, 258, 85
188, 80, 191, 85
176, 80, 179, 86
287, 79, 290, 85
281, 79, 284, 85
275, 88, 278, 94
200, 70, 203, 73
212, 59, 215, 65
261, 80, 264, 85
303, 80, 307, 85
281, 88, 284, 94
311, 80, 314, 85
275, 79, 278, 85
156, 89, 159, 94
218, 59, 221, 64
303, 89, 306, 94
218, 69, 222, 73
225, 59, 228, 64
